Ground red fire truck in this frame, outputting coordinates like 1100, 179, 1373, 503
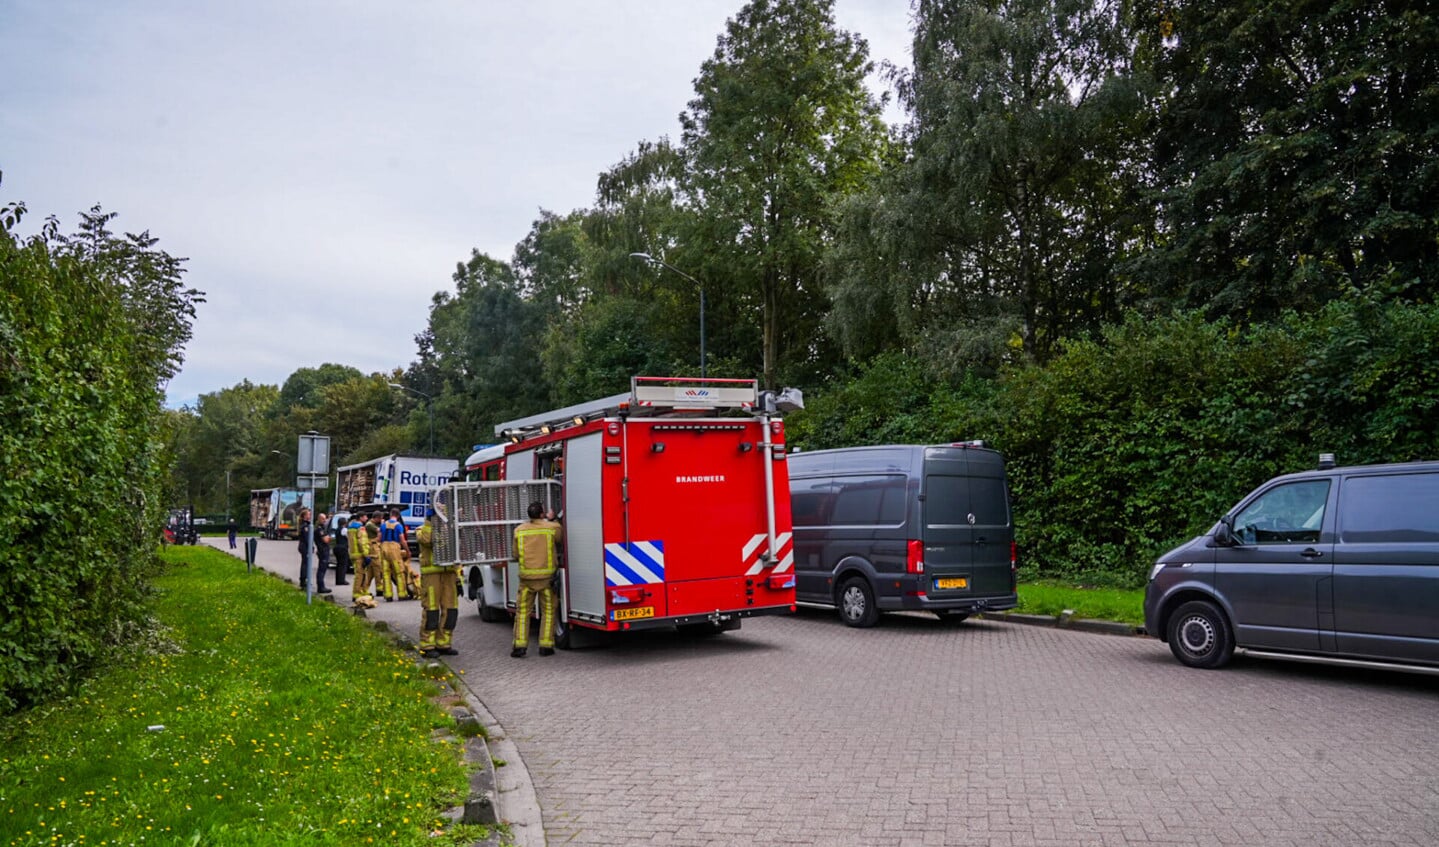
433, 376, 800, 647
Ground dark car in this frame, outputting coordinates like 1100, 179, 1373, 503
1145, 455, 1439, 674
788, 443, 1018, 627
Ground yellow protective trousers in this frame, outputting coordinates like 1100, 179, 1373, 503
378, 541, 405, 600
513, 578, 556, 649
419, 570, 460, 651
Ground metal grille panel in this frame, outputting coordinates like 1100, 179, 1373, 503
432, 480, 561, 566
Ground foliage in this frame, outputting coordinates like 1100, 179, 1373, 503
680, 0, 888, 387
1006, 300, 1439, 585
0, 547, 491, 845
791, 300, 1439, 588
830, 0, 1147, 365
1136, 0, 1439, 316
0, 192, 200, 713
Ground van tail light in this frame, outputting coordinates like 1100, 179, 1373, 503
906, 539, 925, 574
1010, 542, 1018, 589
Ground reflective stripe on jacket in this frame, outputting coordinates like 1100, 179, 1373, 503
515, 519, 562, 579
348, 521, 369, 557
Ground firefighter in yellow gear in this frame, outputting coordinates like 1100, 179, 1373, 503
417, 513, 461, 657
377, 510, 408, 602
512, 501, 563, 658
348, 513, 375, 603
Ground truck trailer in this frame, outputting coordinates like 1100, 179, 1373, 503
248, 487, 314, 539
432, 376, 801, 648
333, 455, 459, 532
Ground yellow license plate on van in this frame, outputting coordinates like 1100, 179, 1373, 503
936, 577, 969, 590
612, 606, 655, 621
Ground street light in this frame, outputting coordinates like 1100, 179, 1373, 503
630, 252, 706, 379
388, 383, 435, 456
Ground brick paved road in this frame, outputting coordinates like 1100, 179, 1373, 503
226, 538, 1439, 846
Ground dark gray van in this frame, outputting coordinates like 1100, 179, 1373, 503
788, 443, 1018, 627
1145, 457, 1439, 673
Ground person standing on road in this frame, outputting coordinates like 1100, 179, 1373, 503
378, 509, 407, 602
312, 513, 333, 595
297, 508, 317, 592
227, 518, 238, 549
365, 514, 384, 596
417, 512, 460, 658
331, 513, 350, 586
511, 501, 563, 658
348, 512, 374, 604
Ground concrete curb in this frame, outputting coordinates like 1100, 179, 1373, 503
981, 610, 1147, 637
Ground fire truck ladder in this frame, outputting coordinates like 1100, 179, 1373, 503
493, 377, 762, 443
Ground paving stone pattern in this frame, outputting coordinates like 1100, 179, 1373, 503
227, 539, 1439, 846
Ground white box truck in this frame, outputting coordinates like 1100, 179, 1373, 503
333, 455, 459, 533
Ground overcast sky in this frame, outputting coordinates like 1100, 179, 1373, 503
1, 1, 912, 408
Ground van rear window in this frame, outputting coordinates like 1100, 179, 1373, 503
1340, 473, 1439, 542
925, 475, 1009, 527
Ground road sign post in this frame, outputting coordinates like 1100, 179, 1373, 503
296, 433, 331, 604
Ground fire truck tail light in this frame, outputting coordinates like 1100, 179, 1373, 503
906, 539, 925, 574
767, 574, 795, 590
610, 587, 645, 605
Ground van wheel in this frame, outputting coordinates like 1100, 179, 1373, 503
1167, 600, 1234, 669
837, 577, 880, 628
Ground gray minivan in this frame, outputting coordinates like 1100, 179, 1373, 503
788, 443, 1018, 627
1145, 457, 1439, 673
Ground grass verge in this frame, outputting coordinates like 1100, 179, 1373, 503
1014, 580, 1145, 625
0, 547, 494, 847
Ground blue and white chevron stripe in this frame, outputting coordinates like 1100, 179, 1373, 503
605, 541, 666, 586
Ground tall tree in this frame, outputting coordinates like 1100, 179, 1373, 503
681, 0, 887, 388
1137, 0, 1439, 318
423, 251, 550, 442
831, 0, 1146, 366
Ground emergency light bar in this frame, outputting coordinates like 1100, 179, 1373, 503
631, 376, 758, 410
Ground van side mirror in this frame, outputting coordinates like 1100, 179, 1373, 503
1213, 516, 1237, 547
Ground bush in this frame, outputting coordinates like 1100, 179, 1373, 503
0, 197, 199, 713
788, 300, 1439, 589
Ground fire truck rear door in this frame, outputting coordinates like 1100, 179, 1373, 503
564, 432, 606, 618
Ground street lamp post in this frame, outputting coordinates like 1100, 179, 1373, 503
388, 383, 435, 456
630, 252, 706, 379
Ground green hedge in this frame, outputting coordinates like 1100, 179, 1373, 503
787, 299, 1439, 588
0, 203, 198, 713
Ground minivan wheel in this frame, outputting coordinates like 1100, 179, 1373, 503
837, 577, 880, 628
1167, 600, 1234, 669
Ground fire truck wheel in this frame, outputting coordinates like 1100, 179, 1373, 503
838, 576, 880, 628
477, 598, 507, 623
554, 621, 572, 651
473, 574, 507, 622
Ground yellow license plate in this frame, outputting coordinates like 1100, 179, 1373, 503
612, 606, 655, 621
936, 577, 969, 590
